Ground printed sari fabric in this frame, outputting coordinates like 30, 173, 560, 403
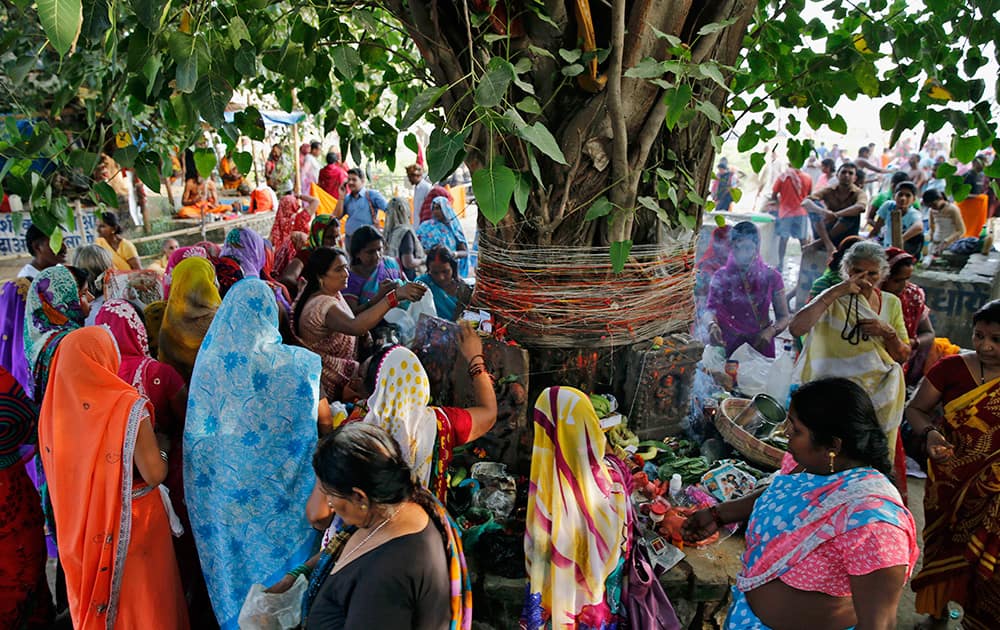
0, 367, 53, 627
161, 245, 208, 300
308, 214, 337, 250
706, 252, 783, 358
344, 257, 404, 306
294, 292, 358, 401
726, 463, 917, 629
271, 195, 312, 275
38, 327, 188, 630
185, 279, 321, 630
415, 273, 460, 321
912, 374, 1000, 628
796, 291, 907, 436
158, 257, 220, 384
220, 227, 266, 278
103, 269, 164, 309
522, 387, 629, 630
0, 278, 34, 397
362, 346, 472, 501
898, 280, 932, 385
416, 197, 469, 277
23, 265, 86, 401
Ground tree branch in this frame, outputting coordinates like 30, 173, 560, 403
606, 0, 630, 221
630, 93, 667, 172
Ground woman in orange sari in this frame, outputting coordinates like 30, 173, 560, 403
38, 327, 189, 629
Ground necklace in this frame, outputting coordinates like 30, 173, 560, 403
981, 358, 986, 384
334, 505, 402, 569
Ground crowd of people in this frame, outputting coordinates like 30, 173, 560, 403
0, 159, 489, 629
695, 143, 1000, 628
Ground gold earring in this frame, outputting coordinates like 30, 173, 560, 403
361, 503, 368, 510
828, 451, 837, 473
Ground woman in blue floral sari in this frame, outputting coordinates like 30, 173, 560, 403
416, 196, 470, 277
683, 378, 918, 630
184, 279, 324, 629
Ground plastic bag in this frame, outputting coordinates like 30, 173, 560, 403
237, 575, 307, 630
729, 343, 772, 396
470, 462, 517, 522
384, 290, 437, 345
701, 344, 727, 373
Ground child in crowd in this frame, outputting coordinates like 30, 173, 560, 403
923, 189, 966, 255
872, 181, 924, 260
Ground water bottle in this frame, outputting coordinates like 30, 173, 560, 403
765, 340, 795, 404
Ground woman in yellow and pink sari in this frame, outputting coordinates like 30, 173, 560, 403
907, 299, 1000, 629
522, 387, 633, 629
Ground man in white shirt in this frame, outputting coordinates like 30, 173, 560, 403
407, 164, 432, 224
18, 224, 66, 279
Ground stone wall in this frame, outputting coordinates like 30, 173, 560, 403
912, 251, 1000, 348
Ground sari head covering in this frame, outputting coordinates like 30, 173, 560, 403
308, 213, 337, 250
37, 327, 189, 630
213, 256, 244, 297
143, 301, 166, 358
706, 221, 783, 358
0, 278, 34, 396
384, 196, 424, 261
162, 245, 208, 299
416, 196, 469, 277
269, 194, 310, 248
362, 346, 437, 486
159, 257, 220, 383
23, 265, 86, 398
523, 387, 629, 629
220, 227, 266, 278
185, 278, 321, 630
195, 240, 221, 259
419, 184, 453, 223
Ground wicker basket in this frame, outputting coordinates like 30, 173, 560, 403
714, 397, 786, 470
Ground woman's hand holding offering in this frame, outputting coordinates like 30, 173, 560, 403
395, 282, 427, 302
458, 321, 483, 361
681, 509, 719, 543
926, 430, 955, 462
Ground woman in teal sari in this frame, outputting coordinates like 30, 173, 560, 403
416, 196, 470, 277
415, 246, 472, 321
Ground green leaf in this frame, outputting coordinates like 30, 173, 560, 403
678, 212, 697, 230
134, 151, 162, 192
610, 240, 632, 274
527, 45, 555, 59
472, 163, 516, 225
475, 58, 516, 108
400, 85, 448, 130
697, 17, 738, 36
953, 135, 980, 163
558, 48, 582, 63
714, 214, 726, 227
234, 46, 257, 77
53, 197, 73, 232
878, 103, 898, 131
624, 58, 666, 79
730, 187, 743, 203
829, 114, 848, 134
193, 73, 233, 128
664, 84, 693, 130
853, 61, 879, 97
233, 151, 253, 175
561, 63, 584, 77
114, 145, 138, 168
585, 196, 613, 221
92, 181, 118, 207
426, 128, 469, 183
36, 0, 83, 56
516, 122, 567, 165
49, 229, 63, 256
193, 148, 217, 179
696, 101, 721, 124
403, 133, 419, 154
228, 16, 251, 46
515, 97, 542, 115
513, 173, 530, 215
750, 152, 765, 173
332, 45, 362, 80
934, 162, 957, 179
131, 0, 165, 32
527, 147, 542, 185
696, 63, 728, 90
